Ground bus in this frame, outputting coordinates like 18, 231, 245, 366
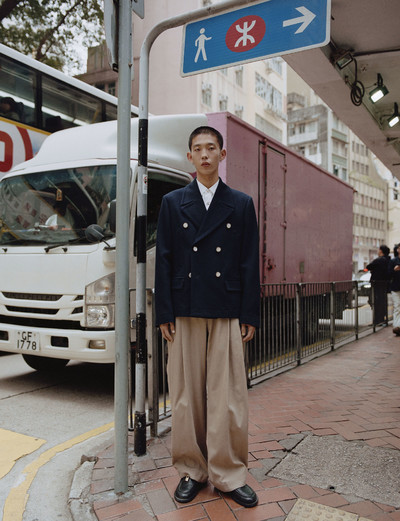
0, 43, 138, 177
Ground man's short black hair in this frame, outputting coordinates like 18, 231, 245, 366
188, 126, 224, 150
379, 244, 390, 257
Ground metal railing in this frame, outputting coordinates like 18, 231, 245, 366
135, 280, 392, 435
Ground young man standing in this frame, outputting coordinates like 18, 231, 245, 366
155, 126, 260, 508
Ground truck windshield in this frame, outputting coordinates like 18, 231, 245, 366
0, 165, 116, 246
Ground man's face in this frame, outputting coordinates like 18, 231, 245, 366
187, 133, 226, 179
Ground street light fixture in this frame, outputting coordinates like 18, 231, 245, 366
388, 102, 400, 127
369, 73, 389, 103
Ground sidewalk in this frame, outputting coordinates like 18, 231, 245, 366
87, 327, 400, 521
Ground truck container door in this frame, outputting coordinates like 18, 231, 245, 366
261, 145, 286, 283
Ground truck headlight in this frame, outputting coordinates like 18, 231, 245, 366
84, 273, 115, 328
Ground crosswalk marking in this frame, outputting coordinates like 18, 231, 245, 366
0, 428, 46, 480
2, 422, 114, 521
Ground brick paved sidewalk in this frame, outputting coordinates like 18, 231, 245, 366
89, 327, 400, 521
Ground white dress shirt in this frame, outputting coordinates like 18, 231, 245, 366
197, 178, 219, 210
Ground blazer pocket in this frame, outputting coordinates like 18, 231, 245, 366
172, 277, 185, 289
225, 280, 241, 292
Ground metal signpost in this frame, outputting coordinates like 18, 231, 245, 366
182, 0, 330, 76
108, 0, 143, 495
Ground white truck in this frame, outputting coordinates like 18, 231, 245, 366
0, 114, 206, 371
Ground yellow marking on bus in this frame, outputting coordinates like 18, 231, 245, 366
2, 422, 114, 521
0, 116, 50, 135
0, 429, 46, 480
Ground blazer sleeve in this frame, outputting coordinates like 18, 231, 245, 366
239, 196, 260, 328
155, 196, 174, 326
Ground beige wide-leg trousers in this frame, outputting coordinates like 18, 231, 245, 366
167, 317, 249, 493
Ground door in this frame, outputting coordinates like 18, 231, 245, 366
261, 145, 286, 283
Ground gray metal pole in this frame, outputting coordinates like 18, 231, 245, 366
114, 0, 132, 493
134, 0, 260, 455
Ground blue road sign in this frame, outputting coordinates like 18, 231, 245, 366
181, 0, 330, 76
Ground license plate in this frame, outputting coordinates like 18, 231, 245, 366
16, 331, 40, 351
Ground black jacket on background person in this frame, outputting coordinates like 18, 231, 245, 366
388, 256, 400, 292
367, 255, 390, 281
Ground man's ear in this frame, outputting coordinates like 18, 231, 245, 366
220, 149, 227, 162
187, 151, 193, 163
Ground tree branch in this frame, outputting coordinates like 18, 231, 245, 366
35, 0, 86, 60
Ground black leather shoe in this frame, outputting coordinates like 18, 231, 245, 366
229, 485, 258, 508
174, 476, 206, 503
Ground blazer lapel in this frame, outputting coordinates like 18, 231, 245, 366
180, 180, 207, 230
195, 180, 234, 243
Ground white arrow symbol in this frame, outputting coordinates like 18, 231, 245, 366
282, 6, 316, 34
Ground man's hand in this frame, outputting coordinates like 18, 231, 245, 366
241, 323, 255, 343
160, 322, 175, 342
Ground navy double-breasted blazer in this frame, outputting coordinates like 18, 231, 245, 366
155, 179, 260, 328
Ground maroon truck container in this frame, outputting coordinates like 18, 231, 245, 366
207, 112, 354, 285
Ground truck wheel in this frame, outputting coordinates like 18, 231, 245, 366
22, 354, 69, 372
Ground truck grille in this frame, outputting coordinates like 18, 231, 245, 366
0, 314, 86, 330
3, 292, 63, 301
0, 291, 85, 329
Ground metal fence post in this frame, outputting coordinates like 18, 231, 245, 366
330, 282, 335, 350
354, 281, 359, 340
147, 289, 159, 437
371, 283, 376, 332
296, 284, 301, 365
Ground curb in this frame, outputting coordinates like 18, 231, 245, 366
68, 459, 97, 521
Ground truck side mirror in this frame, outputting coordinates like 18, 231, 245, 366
85, 224, 105, 243
109, 200, 116, 233
85, 224, 113, 249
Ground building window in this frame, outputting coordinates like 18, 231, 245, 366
235, 104, 244, 119
255, 72, 282, 113
309, 143, 318, 155
202, 83, 212, 107
108, 82, 116, 96
235, 66, 243, 87
265, 57, 283, 75
219, 95, 228, 111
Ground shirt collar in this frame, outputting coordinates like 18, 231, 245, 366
196, 178, 220, 197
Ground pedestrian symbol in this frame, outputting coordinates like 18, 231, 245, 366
195, 28, 212, 62
181, 0, 330, 76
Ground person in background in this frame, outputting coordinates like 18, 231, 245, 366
0, 97, 20, 121
388, 243, 400, 335
366, 244, 390, 325
155, 126, 260, 508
